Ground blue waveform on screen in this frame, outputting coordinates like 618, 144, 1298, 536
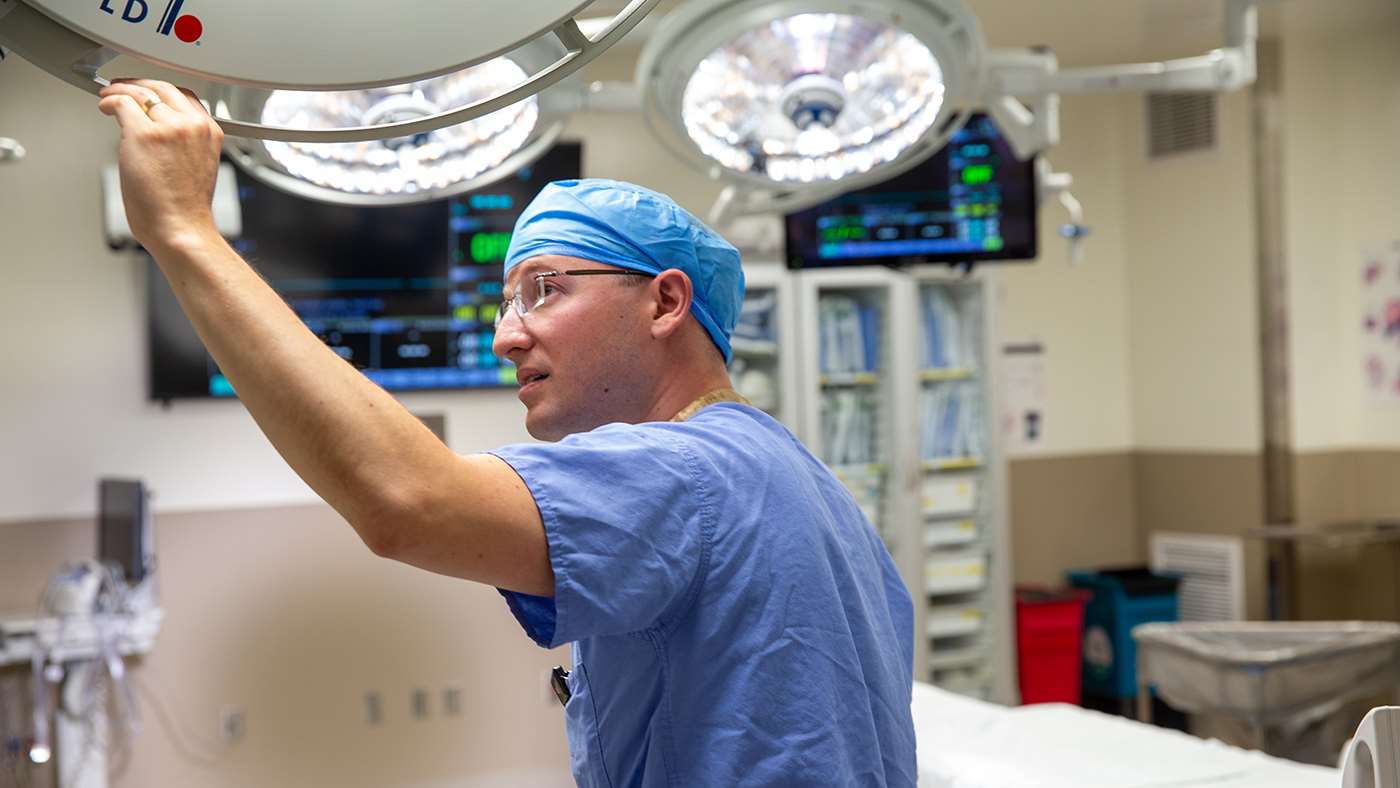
285, 297, 387, 318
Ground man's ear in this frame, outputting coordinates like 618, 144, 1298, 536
650, 269, 693, 340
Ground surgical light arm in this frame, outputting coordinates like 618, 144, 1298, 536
974, 0, 1258, 265
690, 0, 1261, 227
983, 0, 1259, 161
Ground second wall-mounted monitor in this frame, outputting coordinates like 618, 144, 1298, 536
784, 115, 1037, 270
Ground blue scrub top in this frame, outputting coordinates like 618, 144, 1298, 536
493, 403, 916, 787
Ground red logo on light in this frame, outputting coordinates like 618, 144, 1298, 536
173, 14, 202, 42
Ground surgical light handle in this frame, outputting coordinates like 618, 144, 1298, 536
0, 0, 661, 143
0, 136, 23, 162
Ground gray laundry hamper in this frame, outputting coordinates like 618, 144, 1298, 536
1133, 621, 1400, 758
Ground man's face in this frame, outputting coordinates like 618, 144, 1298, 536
492, 256, 653, 440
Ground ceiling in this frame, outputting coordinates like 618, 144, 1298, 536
586, 0, 1400, 66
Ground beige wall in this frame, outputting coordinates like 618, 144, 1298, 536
1282, 12, 1400, 452
1102, 11, 1400, 621
1121, 88, 1261, 453
1290, 449, 1400, 622
992, 90, 1144, 592
1013, 36, 1271, 606
1, 507, 573, 788
1001, 30, 1273, 597
1294, 451, 1400, 526
1133, 453, 1269, 621
1276, 11, 1400, 622
1003, 10, 1400, 607
1008, 453, 1141, 587
997, 93, 1138, 459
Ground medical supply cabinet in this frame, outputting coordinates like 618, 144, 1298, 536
734, 263, 1015, 704
729, 265, 802, 428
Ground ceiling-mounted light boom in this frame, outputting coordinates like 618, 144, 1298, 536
985, 0, 1259, 160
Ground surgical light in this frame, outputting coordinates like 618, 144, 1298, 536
0, 0, 658, 202
638, 0, 987, 199
682, 13, 945, 183
217, 39, 578, 206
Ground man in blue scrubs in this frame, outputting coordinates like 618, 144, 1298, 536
98, 79, 916, 787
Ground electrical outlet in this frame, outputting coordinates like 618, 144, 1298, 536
364, 691, 383, 725
411, 688, 430, 720
442, 685, 462, 717
220, 706, 246, 743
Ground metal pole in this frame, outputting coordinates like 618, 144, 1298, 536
1251, 41, 1297, 620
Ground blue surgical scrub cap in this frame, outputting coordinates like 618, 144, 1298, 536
503, 179, 744, 363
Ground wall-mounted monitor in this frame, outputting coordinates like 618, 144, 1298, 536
148, 144, 582, 400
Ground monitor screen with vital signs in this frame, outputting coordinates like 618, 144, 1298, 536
784, 115, 1038, 269
147, 143, 581, 400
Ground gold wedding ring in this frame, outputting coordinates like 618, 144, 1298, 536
142, 96, 162, 115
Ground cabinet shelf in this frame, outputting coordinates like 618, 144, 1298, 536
925, 550, 988, 596
925, 520, 979, 548
926, 575, 988, 597
927, 644, 988, 671
830, 463, 886, 481
920, 367, 976, 382
926, 606, 985, 639
922, 457, 983, 472
921, 474, 980, 517
731, 337, 778, 357
820, 371, 880, 386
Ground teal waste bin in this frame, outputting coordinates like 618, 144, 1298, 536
1068, 567, 1181, 699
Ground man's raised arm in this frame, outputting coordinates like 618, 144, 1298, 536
96, 79, 552, 596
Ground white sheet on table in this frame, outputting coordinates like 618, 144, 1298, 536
912, 682, 1338, 788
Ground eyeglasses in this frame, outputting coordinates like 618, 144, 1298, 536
494, 269, 653, 329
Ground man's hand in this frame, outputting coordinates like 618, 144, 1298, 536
97, 79, 223, 254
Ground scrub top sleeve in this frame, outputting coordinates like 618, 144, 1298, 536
490, 426, 711, 648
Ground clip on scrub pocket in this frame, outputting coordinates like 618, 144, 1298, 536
551, 665, 572, 706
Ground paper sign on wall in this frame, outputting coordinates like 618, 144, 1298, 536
1362, 241, 1400, 403
1001, 341, 1046, 452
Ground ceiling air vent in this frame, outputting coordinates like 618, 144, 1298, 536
1147, 92, 1217, 158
